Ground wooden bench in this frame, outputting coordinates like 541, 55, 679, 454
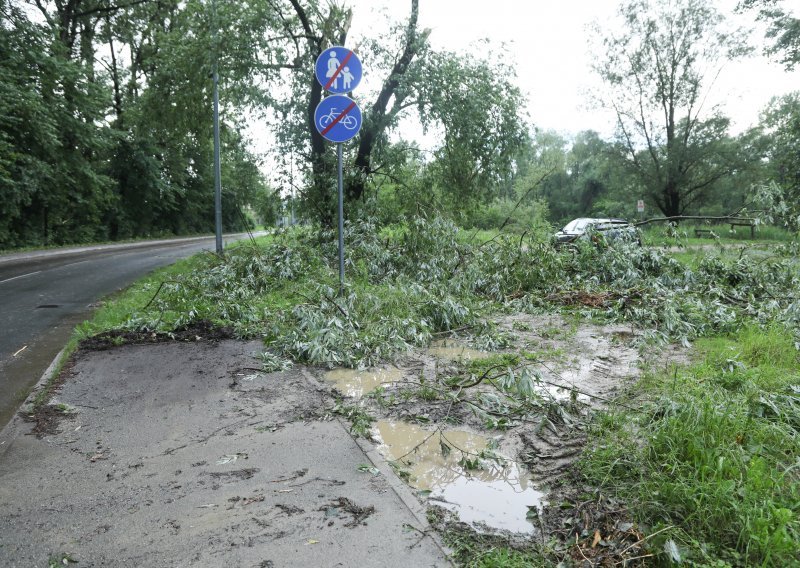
729, 222, 755, 238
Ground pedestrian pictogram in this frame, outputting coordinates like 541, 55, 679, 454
314, 94, 362, 143
315, 46, 362, 94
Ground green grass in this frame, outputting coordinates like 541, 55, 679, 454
642, 223, 796, 247
581, 325, 800, 566
75, 234, 275, 339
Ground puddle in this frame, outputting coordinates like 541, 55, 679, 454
373, 421, 545, 533
427, 339, 491, 362
324, 367, 403, 397
540, 361, 606, 403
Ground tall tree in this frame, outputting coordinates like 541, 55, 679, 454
738, 0, 800, 70
747, 92, 800, 230
267, 0, 526, 225
593, 0, 750, 217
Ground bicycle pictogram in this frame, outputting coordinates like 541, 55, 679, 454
319, 107, 358, 130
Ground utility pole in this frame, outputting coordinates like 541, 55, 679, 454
212, 0, 223, 254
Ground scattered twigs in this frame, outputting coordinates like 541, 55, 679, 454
618, 525, 674, 557
455, 363, 509, 389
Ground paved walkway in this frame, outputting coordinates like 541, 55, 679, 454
0, 340, 451, 567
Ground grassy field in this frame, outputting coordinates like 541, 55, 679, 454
57, 219, 799, 566
581, 325, 800, 565
641, 223, 795, 247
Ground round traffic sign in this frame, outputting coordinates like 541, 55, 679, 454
315, 46, 362, 94
314, 95, 362, 143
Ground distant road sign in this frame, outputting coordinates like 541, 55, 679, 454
314, 94, 362, 143
637, 200, 645, 213
315, 46, 362, 94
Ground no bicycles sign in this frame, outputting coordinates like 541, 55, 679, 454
314, 46, 363, 143
314, 94, 362, 143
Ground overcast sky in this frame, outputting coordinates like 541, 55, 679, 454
346, 0, 800, 141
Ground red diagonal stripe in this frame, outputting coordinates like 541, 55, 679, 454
324, 50, 354, 91
321, 100, 357, 136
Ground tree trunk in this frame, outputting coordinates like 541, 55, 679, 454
107, 17, 124, 127
349, 0, 420, 202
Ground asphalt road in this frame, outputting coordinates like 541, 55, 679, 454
0, 234, 258, 428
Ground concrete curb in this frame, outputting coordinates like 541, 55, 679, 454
0, 345, 68, 453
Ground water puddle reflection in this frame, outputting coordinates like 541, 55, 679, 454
427, 339, 491, 362
324, 367, 403, 397
373, 421, 545, 533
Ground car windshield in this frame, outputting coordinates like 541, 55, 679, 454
562, 219, 590, 232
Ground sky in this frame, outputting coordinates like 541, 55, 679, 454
344, 0, 800, 142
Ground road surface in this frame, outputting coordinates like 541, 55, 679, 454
0, 234, 259, 428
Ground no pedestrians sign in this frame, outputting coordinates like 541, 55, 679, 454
315, 46, 362, 94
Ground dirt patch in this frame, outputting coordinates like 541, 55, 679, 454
541, 469, 649, 566
21, 403, 76, 437
319, 497, 376, 528
19, 357, 78, 437
79, 319, 234, 351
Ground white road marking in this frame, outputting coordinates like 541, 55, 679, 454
0, 271, 42, 284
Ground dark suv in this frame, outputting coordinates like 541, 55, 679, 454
554, 218, 641, 246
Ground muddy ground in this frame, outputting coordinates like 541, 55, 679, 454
304, 313, 687, 563
0, 314, 686, 566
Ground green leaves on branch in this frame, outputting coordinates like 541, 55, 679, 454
124, 216, 800, 370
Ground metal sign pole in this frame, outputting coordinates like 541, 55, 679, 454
213, 71, 223, 255
212, 0, 223, 255
337, 143, 345, 294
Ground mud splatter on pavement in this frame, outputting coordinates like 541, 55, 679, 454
0, 340, 450, 567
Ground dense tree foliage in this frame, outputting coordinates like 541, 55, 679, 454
592, 0, 752, 218
263, 0, 527, 225
0, 0, 274, 248
1, 0, 798, 248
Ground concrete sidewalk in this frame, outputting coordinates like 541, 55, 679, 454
0, 340, 451, 567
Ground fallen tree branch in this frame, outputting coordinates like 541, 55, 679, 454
634, 214, 756, 227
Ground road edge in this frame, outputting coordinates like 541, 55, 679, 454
0, 345, 68, 453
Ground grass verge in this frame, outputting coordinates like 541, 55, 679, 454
580, 325, 800, 566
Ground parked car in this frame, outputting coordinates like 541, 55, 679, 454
554, 218, 641, 246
